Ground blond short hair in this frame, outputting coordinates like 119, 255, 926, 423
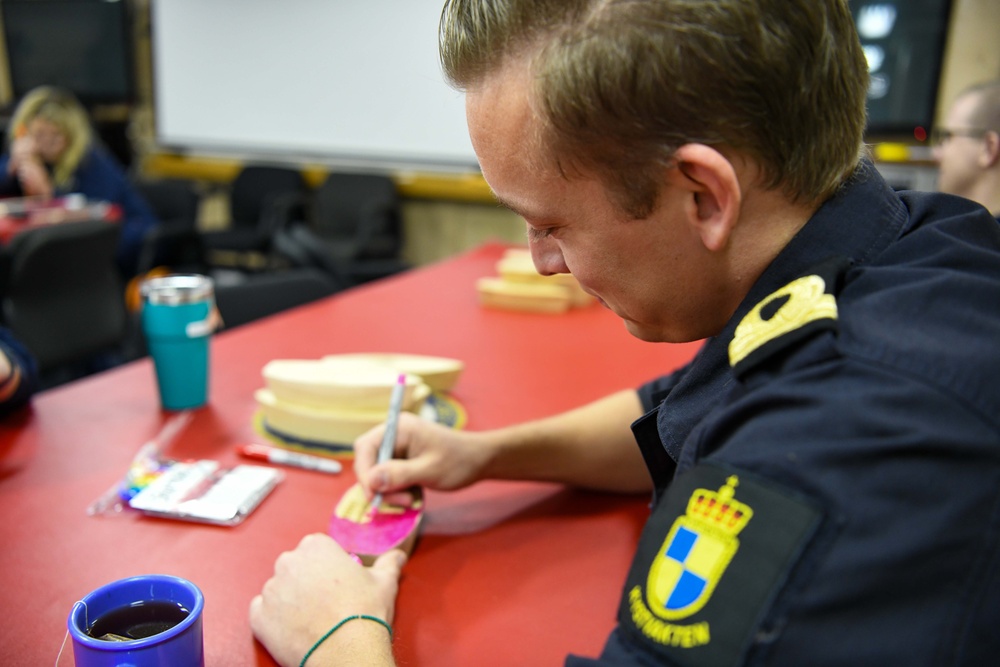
959, 80, 1000, 133
440, 0, 869, 218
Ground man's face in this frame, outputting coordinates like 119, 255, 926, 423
465, 64, 727, 343
934, 92, 987, 198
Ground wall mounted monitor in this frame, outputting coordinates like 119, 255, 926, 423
848, 0, 954, 142
2, 0, 135, 106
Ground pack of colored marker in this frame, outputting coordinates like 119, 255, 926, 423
127, 460, 282, 526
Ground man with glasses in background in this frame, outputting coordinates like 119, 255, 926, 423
934, 80, 1000, 221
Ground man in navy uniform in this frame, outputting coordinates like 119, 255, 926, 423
251, 2, 1000, 665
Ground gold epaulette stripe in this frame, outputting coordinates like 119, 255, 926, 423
729, 275, 838, 368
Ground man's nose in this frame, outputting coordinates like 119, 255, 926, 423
529, 236, 569, 276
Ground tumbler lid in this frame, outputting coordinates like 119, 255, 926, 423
141, 274, 214, 305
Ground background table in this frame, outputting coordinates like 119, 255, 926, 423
0, 242, 702, 666
0, 196, 121, 243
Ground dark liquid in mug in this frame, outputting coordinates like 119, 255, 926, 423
88, 600, 190, 641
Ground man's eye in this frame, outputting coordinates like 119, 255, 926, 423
527, 227, 555, 242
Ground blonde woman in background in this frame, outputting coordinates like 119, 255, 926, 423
0, 86, 159, 277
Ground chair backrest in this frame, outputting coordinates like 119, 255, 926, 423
134, 223, 209, 278
213, 268, 339, 330
131, 179, 207, 276
230, 166, 307, 230
0, 220, 128, 373
134, 178, 201, 228
310, 172, 402, 259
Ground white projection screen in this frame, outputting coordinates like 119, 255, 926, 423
150, 0, 478, 171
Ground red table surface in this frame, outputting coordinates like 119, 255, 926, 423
0, 242, 702, 666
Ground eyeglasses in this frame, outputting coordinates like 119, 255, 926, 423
930, 127, 994, 145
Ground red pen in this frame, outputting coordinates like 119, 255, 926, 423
238, 444, 343, 474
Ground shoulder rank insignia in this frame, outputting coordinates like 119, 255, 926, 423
729, 258, 848, 379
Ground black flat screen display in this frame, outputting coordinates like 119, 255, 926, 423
848, 0, 954, 141
2, 0, 134, 106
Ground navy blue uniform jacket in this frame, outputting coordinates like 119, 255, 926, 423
568, 161, 1000, 666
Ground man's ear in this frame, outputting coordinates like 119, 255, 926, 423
669, 144, 742, 252
980, 131, 1000, 168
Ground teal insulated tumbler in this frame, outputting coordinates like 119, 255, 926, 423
140, 274, 215, 410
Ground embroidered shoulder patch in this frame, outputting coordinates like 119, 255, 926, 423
618, 463, 822, 667
728, 259, 848, 379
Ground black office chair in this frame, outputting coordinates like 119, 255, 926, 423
213, 267, 340, 330
272, 172, 410, 286
201, 165, 308, 268
0, 220, 129, 386
133, 178, 200, 229
132, 178, 207, 276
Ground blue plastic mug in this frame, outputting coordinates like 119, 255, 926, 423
141, 275, 214, 410
68, 574, 205, 667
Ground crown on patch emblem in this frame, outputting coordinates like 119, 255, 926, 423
646, 475, 753, 620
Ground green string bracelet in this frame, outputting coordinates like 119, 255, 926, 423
300, 614, 393, 666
